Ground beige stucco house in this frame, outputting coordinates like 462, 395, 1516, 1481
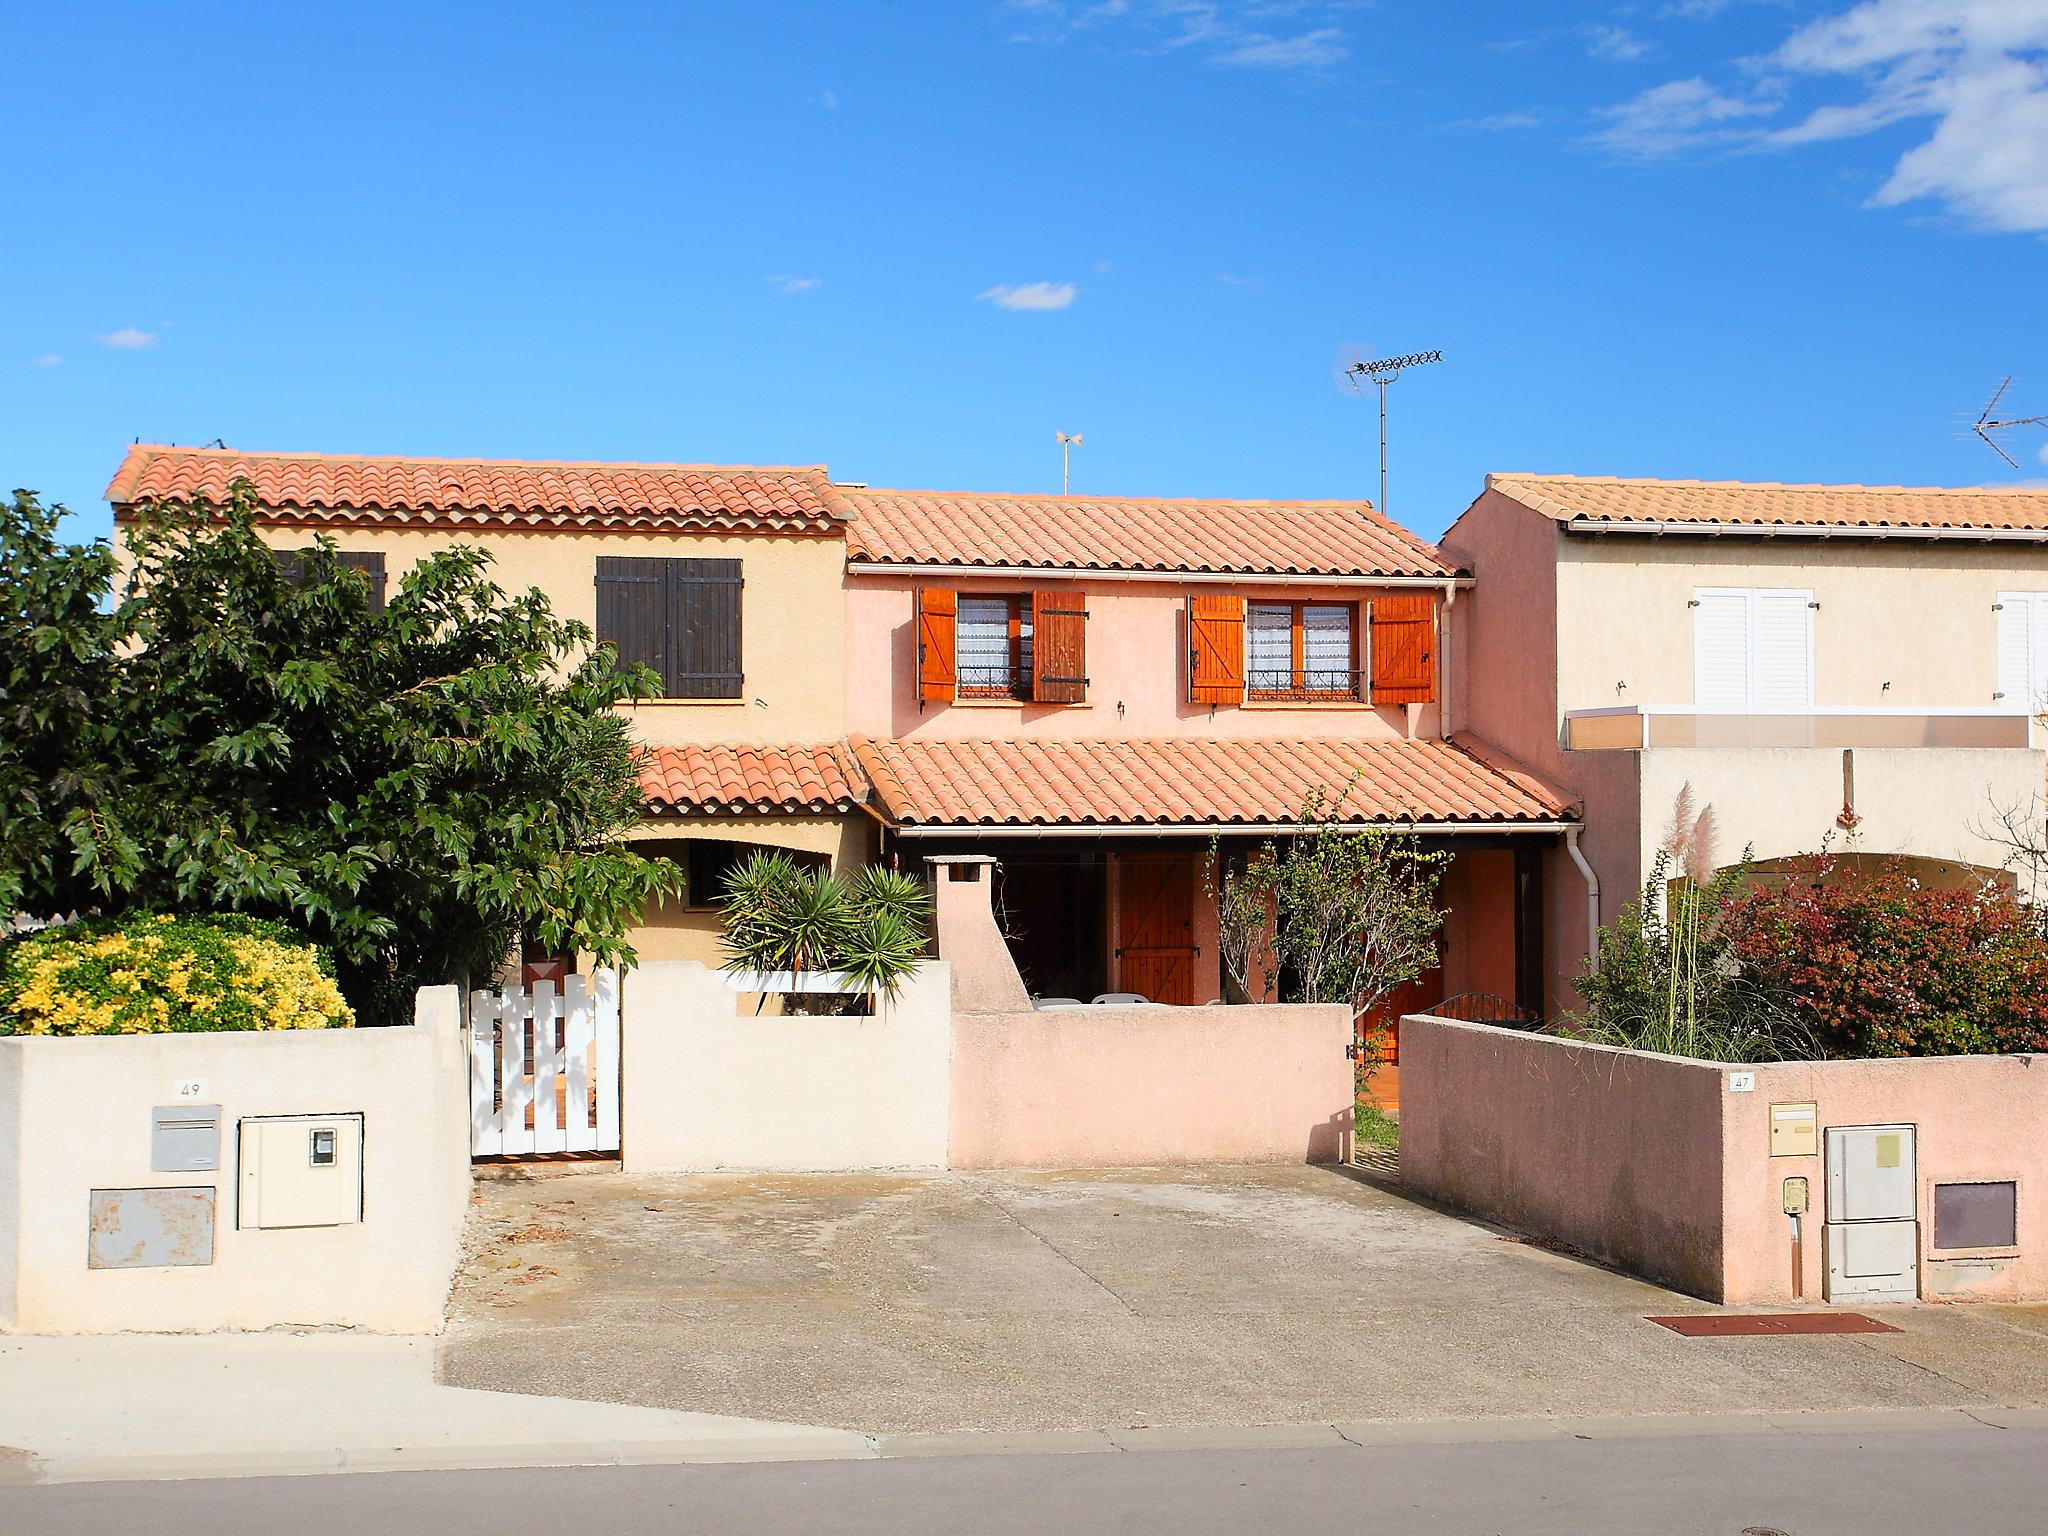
105, 445, 876, 969
1445, 473, 2048, 1008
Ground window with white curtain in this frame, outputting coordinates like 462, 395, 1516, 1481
1247, 603, 1294, 693
956, 594, 1032, 697
1245, 600, 1358, 700
1691, 588, 1813, 709
1995, 592, 2048, 711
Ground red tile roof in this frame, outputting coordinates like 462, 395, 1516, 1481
1487, 473, 2048, 533
106, 445, 846, 535
842, 487, 1460, 578
638, 743, 864, 814
846, 734, 1571, 829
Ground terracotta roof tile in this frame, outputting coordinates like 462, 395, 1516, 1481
638, 743, 864, 814
847, 735, 1571, 829
842, 487, 1460, 578
1488, 472, 2048, 533
106, 445, 846, 535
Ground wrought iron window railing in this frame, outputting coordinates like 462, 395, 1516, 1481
1246, 667, 1365, 703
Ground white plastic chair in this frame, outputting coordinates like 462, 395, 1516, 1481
1091, 992, 1150, 1006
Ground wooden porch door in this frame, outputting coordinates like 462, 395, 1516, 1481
1115, 852, 1196, 1005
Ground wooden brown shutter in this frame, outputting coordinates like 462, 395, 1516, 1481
1187, 594, 1245, 705
1031, 589, 1087, 703
1370, 592, 1437, 705
595, 556, 672, 694
916, 587, 957, 704
334, 550, 387, 611
671, 557, 744, 699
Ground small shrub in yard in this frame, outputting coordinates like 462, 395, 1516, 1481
1721, 856, 2048, 1058
0, 913, 354, 1036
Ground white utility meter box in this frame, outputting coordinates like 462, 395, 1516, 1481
1823, 1123, 1918, 1303
238, 1114, 364, 1230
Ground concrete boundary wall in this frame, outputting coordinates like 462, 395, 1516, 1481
949, 1004, 1353, 1170
0, 996, 470, 1335
620, 961, 954, 1173
1400, 1014, 2048, 1304
1398, 1016, 1727, 1298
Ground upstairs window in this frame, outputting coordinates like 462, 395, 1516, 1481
272, 547, 388, 611
1246, 601, 1360, 702
595, 556, 743, 699
1692, 587, 1813, 709
957, 594, 1034, 698
917, 587, 1087, 705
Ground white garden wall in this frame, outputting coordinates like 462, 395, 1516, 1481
620, 961, 952, 1173
0, 990, 470, 1335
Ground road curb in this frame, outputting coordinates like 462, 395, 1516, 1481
6, 1405, 2043, 1486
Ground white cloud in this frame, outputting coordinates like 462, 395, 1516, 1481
1452, 109, 1547, 132
2039, 441, 2048, 468
769, 275, 822, 294
818, 88, 838, 109
1216, 271, 1264, 291
1594, 76, 1781, 156
1092, 258, 1113, 273
1000, 1, 1349, 72
100, 328, 159, 349
1596, 0, 2048, 233
978, 281, 1079, 311
32, 353, 60, 367
1586, 24, 1655, 62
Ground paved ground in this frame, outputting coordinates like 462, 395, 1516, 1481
441, 1162, 2048, 1433
10, 1426, 2048, 1535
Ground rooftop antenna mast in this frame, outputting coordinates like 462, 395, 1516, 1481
1336, 347, 1442, 515
1056, 430, 1083, 495
1968, 377, 2048, 469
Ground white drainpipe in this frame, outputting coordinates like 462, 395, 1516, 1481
1439, 579, 1456, 734
1565, 827, 1602, 975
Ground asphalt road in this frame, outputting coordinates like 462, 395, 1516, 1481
6, 1428, 2046, 1536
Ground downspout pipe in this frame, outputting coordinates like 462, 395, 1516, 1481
1439, 579, 1457, 734
1565, 826, 1601, 975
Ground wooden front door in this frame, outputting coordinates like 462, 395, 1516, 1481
1115, 853, 1196, 1005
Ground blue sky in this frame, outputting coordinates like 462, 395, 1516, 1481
6, 0, 2046, 546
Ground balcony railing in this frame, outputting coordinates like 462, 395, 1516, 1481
1565, 706, 2037, 751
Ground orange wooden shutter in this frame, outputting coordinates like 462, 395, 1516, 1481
1369, 593, 1436, 705
916, 587, 957, 704
1031, 590, 1088, 704
1187, 594, 1246, 705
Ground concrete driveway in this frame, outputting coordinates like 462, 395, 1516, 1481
440, 1163, 2048, 1434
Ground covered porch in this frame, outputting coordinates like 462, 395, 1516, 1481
847, 734, 1579, 1050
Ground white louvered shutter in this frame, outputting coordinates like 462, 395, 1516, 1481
1752, 590, 1814, 708
1692, 591, 1750, 708
1995, 594, 2033, 708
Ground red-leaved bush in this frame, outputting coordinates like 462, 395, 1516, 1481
1721, 857, 2048, 1059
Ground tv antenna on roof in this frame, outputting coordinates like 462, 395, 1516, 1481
1335, 345, 1441, 515
1968, 377, 2048, 469
1056, 430, 1083, 495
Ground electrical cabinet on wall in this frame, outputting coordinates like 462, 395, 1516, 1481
1824, 1123, 1918, 1303
238, 1114, 364, 1230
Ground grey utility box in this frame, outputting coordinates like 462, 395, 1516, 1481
1824, 1124, 1919, 1303
150, 1104, 222, 1173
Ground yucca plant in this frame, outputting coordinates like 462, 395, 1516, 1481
715, 853, 930, 1012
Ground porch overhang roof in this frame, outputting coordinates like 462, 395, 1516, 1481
638, 743, 865, 815
847, 734, 1577, 834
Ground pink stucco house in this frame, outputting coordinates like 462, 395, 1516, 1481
830, 483, 1576, 1030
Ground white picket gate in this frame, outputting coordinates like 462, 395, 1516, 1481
467, 969, 620, 1157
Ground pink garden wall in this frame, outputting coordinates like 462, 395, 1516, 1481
1401, 1014, 2048, 1305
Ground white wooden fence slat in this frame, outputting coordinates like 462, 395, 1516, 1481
467, 990, 503, 1157
499, 988, 537, 1157
563, 974, 597, 1153
593, 967, 621, 1153
464, 971, 621, 1160
531, 980, 565, 1155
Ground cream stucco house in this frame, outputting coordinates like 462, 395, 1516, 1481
105, 445, 876, 971
1445, 474, 2048, 1008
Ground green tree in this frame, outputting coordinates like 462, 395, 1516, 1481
2, 482, 680, 1021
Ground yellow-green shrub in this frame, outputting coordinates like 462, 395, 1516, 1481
0, 914, 353, 1036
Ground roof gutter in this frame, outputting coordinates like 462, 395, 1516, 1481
1564, 518, 2048, 543
883, 819, 1581, 839
844, 560, 1473, 588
